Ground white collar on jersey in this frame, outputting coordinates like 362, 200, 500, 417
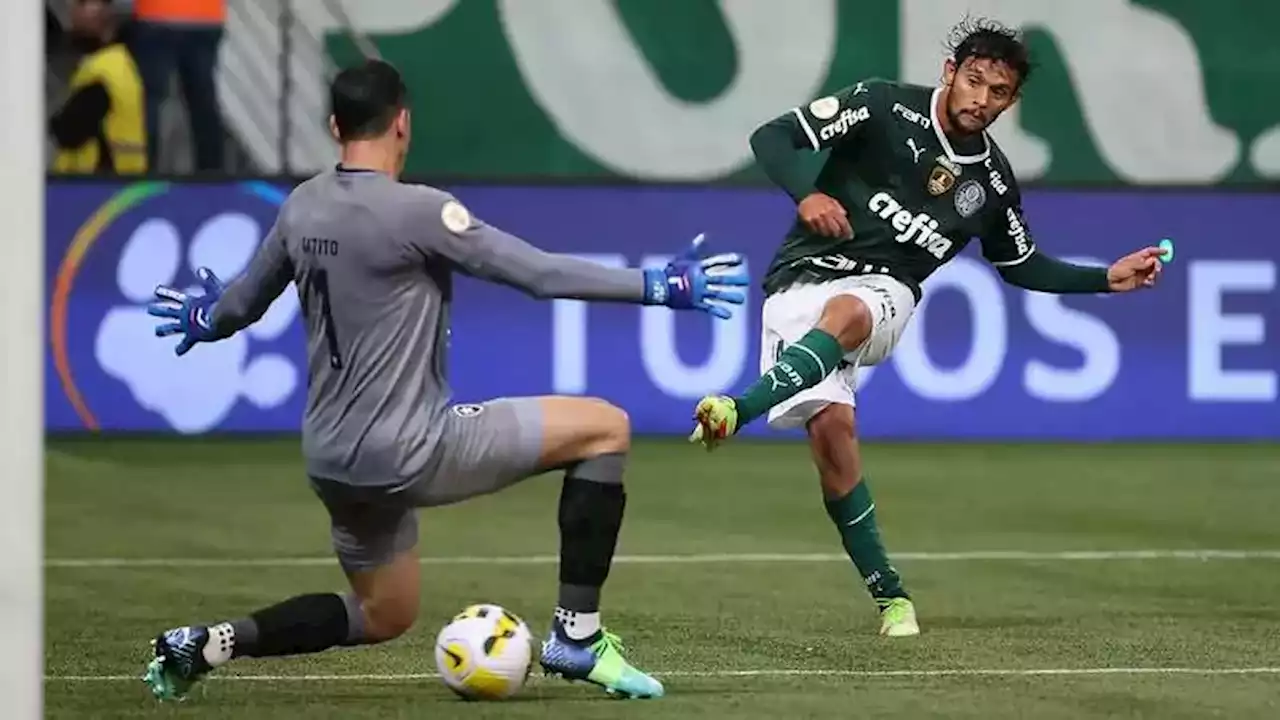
929, 87, 991, 165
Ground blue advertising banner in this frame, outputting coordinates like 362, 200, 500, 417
45, 181, 1277, 438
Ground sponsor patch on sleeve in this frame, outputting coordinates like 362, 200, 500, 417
441, 199, 473, 234
808, 96, 840, 120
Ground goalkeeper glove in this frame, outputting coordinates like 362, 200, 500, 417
642, 234, 749, 320
147, 267, 224, 356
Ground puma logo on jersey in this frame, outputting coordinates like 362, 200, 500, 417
868, 191, 955, 260
906, 138, 926, 163
819, 106, 870, 141
768, 362, 803, 391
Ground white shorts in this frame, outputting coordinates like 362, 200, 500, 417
759, 274, 916, 430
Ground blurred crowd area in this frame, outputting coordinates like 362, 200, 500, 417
46, 0, 233, 176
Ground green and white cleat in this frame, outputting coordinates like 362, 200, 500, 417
540, 622, 664, 699
877, 597, 920, 637
689, 395, 740, 451
141, 625, 223, 701
142, 654, 194, 701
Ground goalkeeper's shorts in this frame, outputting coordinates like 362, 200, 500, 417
309, 397, 544, 572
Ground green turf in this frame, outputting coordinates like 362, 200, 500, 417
45, 438, 1280, 718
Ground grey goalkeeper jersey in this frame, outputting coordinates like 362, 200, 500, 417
209, 166, 646, 486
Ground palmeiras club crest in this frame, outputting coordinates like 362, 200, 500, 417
953, 180, 987, 218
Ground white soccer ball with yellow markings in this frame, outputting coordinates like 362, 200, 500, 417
434, 603, 535, 700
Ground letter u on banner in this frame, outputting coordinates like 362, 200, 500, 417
639, 255, 748, 398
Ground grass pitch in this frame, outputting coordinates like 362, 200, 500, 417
45, 437, 1280, 718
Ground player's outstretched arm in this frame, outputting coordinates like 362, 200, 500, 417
994, 251, 1112, 294
996, 248, 1163, 294
148, 225, 293, 355
418, 195, 749, 319
981, 196, 1161, 295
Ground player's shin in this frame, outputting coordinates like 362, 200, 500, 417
824, 478, 908, 602
543, 451, 663, 698
220, 592, 366, 662
733, 329, 846, 427
555, 453, 627, 643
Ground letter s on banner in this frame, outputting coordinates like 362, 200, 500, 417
1023, 256, 1120, 402
894, 257, 1006, 401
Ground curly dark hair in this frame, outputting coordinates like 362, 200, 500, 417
945, 16, 1033, 88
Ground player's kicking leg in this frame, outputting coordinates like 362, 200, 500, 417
689, 275, 919, 636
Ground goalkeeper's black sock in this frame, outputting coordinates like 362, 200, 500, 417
734, 329, 846, 426
223, 592, 366, 661
824, 478, 908, 601
556, 454, 627, 642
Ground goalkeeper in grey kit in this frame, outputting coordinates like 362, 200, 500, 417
142, 60, 748, 701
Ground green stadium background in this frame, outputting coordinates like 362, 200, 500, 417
320, 0, 1280, 186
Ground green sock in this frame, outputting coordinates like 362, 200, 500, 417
733, 329, 845, 426
824, 479, 908, 601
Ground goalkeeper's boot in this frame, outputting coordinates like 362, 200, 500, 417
877, 597, 920, 637
539, 620, 664, 699
141, 624, 230, 701
688, 395, 740, 451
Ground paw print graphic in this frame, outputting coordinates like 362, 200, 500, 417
95, 212, 301, 433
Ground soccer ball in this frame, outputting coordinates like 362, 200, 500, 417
434, 603, 535, 700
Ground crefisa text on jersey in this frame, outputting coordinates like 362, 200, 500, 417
302, 236, 341, 257
867, 191, 954, 259
819, 105, 871, 141
984, 158, 1009, 195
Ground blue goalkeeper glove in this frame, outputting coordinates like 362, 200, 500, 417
147, 267, 224, 356
642, 234, 749, 319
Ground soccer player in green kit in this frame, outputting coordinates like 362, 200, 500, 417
689, 19, 1164, 637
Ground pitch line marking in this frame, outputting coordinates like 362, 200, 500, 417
45, 667, 1280, 682
43, 549, 1280, 569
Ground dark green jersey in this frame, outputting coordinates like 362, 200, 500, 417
758, 79, 1037, 300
